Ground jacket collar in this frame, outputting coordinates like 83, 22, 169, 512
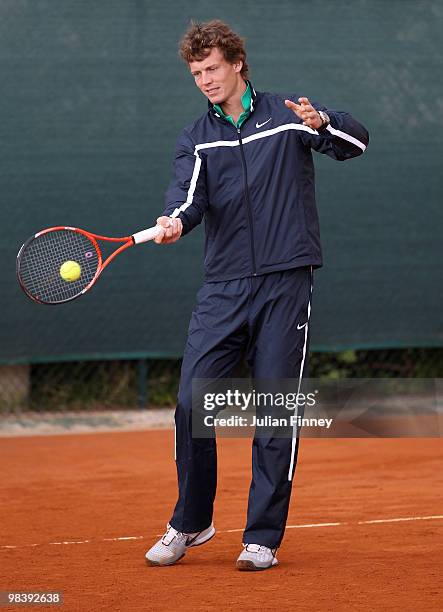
208, 80, 257, 118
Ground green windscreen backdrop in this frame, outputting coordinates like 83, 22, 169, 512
1, 0, 442, 364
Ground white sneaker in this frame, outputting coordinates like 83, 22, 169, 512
236, 544, 278, 571
145, 523, 215, 566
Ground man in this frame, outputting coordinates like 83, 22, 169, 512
145, 20, 368, 570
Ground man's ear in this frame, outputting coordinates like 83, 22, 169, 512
233, 61, 243, 73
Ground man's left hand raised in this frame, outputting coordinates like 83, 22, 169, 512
285, 97, 323, 130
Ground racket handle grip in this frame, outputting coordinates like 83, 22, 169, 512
132, 225, 162, 244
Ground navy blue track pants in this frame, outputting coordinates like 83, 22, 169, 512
170, 267, 313, 549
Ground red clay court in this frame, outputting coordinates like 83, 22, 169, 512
1, 430, 442, 611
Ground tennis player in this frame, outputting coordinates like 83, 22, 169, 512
145, 19, 369, 570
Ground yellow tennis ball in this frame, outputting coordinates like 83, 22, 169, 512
60, 260, 81, 282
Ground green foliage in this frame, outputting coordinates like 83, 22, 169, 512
1, 348, 442, 412
29, 361, 138, 411
147, 360, 181, 406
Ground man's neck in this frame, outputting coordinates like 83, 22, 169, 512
220, 80, 248, 124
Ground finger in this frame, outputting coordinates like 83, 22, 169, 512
286, 99, 315, 124
285, 102, 307, 123
154, 227, 166, 244
172, 218, 180, 236
173, 218, 183, 238
298, 97, 311, 107
168, 220, 177, 239
304, 114, 316, 124
156, 216, 173, 229
300, 101, 317, 116
285, 99, 303, 114
162, 216, 175, 238
163, 230, 180, 244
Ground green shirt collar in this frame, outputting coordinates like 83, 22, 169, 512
213, 81, 251, 129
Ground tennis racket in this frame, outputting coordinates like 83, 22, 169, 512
16, 225, 163, 305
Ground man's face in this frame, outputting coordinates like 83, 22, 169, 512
189, 47, 243, 105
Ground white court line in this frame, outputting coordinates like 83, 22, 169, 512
1, 515, 442, 550
49, 540, 91, 545
223, 522, 343, 534
286, 522, 343, 529
103, 536, 144, 542
358, 515, 443, 525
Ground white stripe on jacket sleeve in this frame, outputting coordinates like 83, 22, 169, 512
325, 124, 367, 152
170, 151, 203, 218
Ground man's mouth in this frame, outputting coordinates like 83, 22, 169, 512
206, 88, 219, 96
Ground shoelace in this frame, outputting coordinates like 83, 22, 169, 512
245, 544, 262, 553
162, 525, 191, 546
244, 544, 277, 556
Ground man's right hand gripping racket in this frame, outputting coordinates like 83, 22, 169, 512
16, 224, 164, 305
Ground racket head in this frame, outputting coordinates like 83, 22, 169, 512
16, 227, 102, 304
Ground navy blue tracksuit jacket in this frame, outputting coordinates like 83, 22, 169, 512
163, 84, 369, 548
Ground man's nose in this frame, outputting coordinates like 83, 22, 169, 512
201, 71, 213, 86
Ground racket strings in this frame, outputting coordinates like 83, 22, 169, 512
18, 230, 100, 303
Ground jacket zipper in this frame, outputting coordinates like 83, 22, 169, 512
237, 127, 257, 275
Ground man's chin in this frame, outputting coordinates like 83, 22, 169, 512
206, 92, 224, 105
